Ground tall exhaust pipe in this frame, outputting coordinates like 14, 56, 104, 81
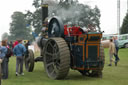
42, 4, 48, 26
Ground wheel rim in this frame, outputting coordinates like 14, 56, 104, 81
125, 44, 128, 48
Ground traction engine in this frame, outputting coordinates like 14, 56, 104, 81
24, 4, 105, 80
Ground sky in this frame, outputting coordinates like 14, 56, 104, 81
0, 0, 35, 41
79, 0, 127, 35
0, 0, 127, 41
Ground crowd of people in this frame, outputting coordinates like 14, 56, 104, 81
0, 40, 27, 80
108, 36, 120, 66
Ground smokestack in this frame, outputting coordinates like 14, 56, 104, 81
42, 4, 48, 26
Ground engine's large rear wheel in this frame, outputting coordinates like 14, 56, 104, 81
99, 44, 105, 69
25, 49, 35, 72
43, 38, 70, 79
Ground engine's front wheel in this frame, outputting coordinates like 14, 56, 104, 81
25, 49, 35, 72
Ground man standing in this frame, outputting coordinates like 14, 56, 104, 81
113, 36, 120, 66
108, 39, 116, 66
13, 40, 26, 76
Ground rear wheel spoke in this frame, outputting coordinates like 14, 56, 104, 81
48, 42, 54, 49
45, 52, 53, 56
51, 69, 56, 75
46, 62, 54, 68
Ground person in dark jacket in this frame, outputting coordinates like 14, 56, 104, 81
13, 40, 26, 76
0, 40, 8, 79
113, 36, 120, 66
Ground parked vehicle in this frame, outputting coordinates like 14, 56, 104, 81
102, 34, 128, 48
118, 34, 128, 48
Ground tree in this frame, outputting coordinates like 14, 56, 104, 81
9, 11, 32, 41
25, 10, 42, 34
120, 13, 128, 34
1, 32, 8, 40
25, 0, 58, 34
25, 0, 101, 35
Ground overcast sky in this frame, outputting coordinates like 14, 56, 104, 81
0, 0, 127, 41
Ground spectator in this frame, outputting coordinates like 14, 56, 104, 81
13, 40, 18, 48
8, 41, 13, 50
108, 39, 116, 66
0, 40, 8, 79
24, 40, 31, 57
13, 40, 26, 76
113, 36, 120, 66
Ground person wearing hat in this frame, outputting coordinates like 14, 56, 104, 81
13, 40, 26, 76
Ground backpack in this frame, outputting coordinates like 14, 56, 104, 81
6, 48, 12, 58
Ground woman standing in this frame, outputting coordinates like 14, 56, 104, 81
0, 40, 8, 79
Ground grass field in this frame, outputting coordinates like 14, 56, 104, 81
2, 48, 128, 85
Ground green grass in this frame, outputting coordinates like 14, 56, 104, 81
2, 48, 128, 85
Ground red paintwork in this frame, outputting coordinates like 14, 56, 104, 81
64, 25, 83, 36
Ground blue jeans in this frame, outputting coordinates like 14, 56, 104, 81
114, 47, 120, 61
1, 58, 9, 79
16, 57, 23, 74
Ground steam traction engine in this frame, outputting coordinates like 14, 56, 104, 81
24, 4, 105, 80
